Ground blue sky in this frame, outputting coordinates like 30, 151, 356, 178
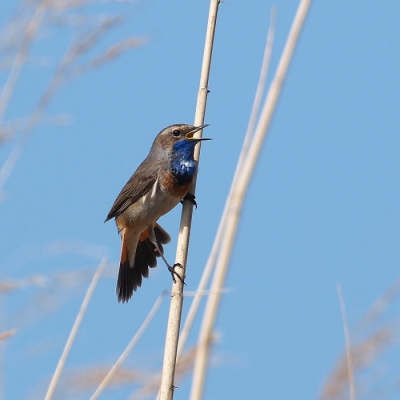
1, 0, 400, 399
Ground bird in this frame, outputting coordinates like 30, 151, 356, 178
105, 123, 210, 303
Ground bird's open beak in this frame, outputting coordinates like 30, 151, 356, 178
185, 124, 211, 141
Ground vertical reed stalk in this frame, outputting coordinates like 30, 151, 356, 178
158, 1, 221, 399
190, 1, 313, 399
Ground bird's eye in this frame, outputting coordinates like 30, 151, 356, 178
172, 129, 181, 137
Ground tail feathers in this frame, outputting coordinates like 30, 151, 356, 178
117, 259, 141, 303
116, 223, 169, 303
154, 223, 171, 244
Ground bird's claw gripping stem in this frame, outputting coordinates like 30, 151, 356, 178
168, 263, 186, 285
181, 193, 197, 209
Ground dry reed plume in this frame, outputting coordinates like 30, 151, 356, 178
0, 0, 143, 195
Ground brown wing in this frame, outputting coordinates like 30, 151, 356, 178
105, 159, 162, 222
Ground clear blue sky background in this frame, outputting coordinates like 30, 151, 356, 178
1, 1, 400, 399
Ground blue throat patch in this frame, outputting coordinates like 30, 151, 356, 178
170, 140, 198, 185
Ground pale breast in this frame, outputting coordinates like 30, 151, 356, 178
120, 177, 183, 230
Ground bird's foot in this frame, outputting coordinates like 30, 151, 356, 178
181, 193, 197, 208
168, 263, 186, 285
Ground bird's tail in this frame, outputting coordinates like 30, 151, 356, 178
117, 223, 171, 303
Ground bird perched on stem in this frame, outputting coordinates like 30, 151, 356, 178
105, 124, 210, 303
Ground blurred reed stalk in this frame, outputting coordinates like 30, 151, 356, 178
190, 0, 313, 398
158, 1, 221, 399
337, 284, 355, 400
45, 257, 106, 400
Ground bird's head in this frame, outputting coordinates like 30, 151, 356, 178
152, 124, 210, 153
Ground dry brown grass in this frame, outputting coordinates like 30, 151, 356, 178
0, 0, 143, 194
54, 342, 213, 398
320, 281, 400, 400
0, 2, 145, 396
0, 329, 17, 342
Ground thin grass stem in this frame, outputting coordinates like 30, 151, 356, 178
91, 291, 167, 399
44, 257, 106, 400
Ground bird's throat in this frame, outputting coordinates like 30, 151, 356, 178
170, 140, 197, 186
